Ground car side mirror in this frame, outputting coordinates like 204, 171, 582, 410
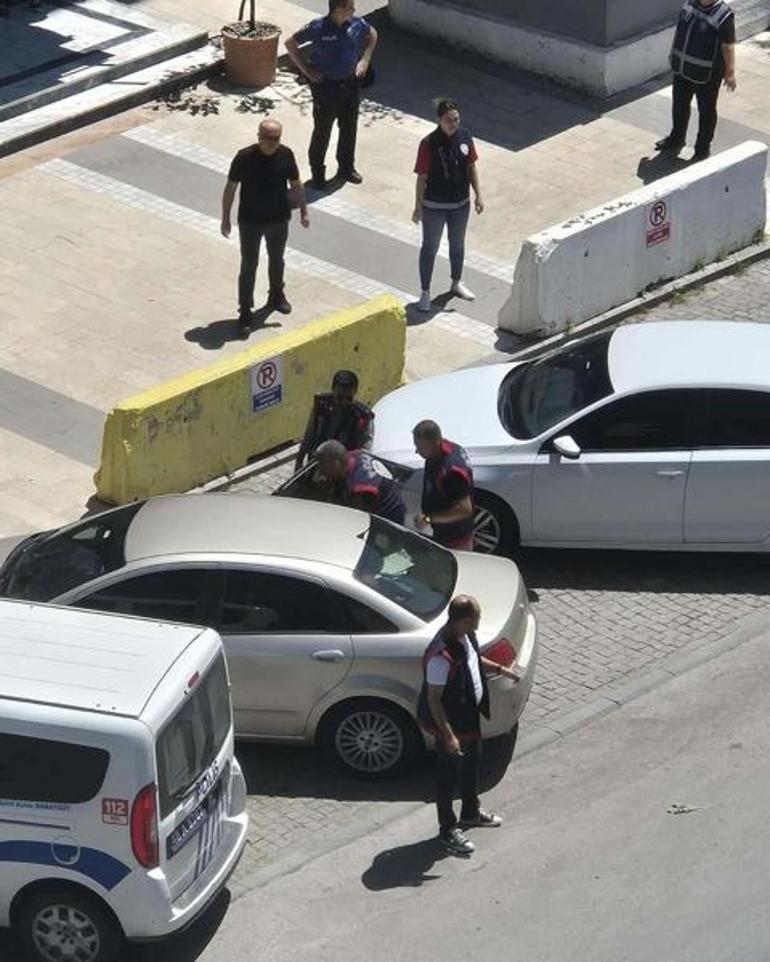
553, 435, 581, 460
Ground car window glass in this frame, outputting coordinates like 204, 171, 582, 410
78, 569, 213, 625
333, 592, 399, 634
0, 734, 109, 803
1, 501, 144, 602
568, 390, 698, 452
219, 570, 332, 633
700, 390, 770, 447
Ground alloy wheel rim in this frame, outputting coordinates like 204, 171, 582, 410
473, 507, 501, 553
32, 905, 100, 962
335, 710, 404, 773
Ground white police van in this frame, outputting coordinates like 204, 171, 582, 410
0, 599, 248, 962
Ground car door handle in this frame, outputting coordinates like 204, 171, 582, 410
656, 469, 685, 478
312, 649, 346, 663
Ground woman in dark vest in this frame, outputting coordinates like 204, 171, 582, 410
412, 98, 485, 313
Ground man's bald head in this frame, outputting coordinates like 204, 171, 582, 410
258, 118, 283, 153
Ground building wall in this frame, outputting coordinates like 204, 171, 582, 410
457, 0, 681, 45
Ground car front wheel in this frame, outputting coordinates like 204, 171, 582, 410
323, 699, 422, 777
473, 491, 518, 555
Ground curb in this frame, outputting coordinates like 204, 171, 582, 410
227, 608, 770, 898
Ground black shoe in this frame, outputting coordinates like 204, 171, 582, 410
691, 147, 711, 162
655, 137, 684, 154
269, 292, 292, 315
337, 168, 363, 184
237, 312, 251, 337
311, 170, 327, 190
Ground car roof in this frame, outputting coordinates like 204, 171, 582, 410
609, 321, 770, 394
125, 494, 370, 570
0, 599, 207, 717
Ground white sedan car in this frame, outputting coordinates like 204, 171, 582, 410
372, 320, 770, 553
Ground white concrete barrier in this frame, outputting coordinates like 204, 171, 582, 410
498, 141, 768, 337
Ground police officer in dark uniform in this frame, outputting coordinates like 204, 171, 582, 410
295, 369, 374, 471
655, 0, 737, 161
412, 420, 475, 551
285, 0, 378, 190
314, 440, 406, 524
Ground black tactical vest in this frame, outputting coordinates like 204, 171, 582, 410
670, 0, 732, 84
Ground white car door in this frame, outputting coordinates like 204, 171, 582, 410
531, 390, 696, 544
216, 567, 353, 738
684, 389, 770, 544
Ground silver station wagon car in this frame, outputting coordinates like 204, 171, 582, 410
371, 320, 770, 554
0, 496, 537, 776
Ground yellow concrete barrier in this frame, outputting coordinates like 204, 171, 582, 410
95, 295, 406, 505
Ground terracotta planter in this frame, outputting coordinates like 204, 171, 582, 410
222, 22, 281, 89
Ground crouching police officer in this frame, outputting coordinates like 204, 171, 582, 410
315, 441, 406, 524
412, 420, 475, 551
295, 370, 374, 471
656, 0, 736, 162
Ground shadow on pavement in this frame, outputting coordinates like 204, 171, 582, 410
516, 548, 770, 596
185, 310, 282, 349
361, 837, 451, 890
636, 151, 691, 184
0, 889, 231, 962
238, 729, 516, 802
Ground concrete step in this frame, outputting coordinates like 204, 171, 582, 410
732, 0, 770, 40
0, 42, 224, 159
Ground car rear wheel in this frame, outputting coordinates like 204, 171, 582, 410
18, 886, 123, 962
473, 491, 519, 555
323, 699, 422, 777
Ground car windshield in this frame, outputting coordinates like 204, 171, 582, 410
0, 502, 144, 602
498, 332, 613, 439
353, 518, 457, 622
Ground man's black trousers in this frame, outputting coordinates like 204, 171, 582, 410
670, 72, 723, 153
238, 219, 289, 312
309, 77, 360, 178
435, 735, 481, 835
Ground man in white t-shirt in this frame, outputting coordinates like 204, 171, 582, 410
417, 594, 520, 856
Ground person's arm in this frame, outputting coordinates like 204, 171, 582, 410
295, 409, 317, 470
289, 178, 309, 228
413, 174, 427, 224
722, 43, 736, 90
428, 494, 474, 526
221, 180, 238, 237
469, 163, 484, 214
427, 685, 462, 754
285, 33, 322, 83
480, 656, 520, 683
355, 24, 378, 78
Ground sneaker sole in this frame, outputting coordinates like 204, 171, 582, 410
441, 840, 474, 855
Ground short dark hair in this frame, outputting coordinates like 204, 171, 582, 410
436, 98, 459, 118
448, 595, 479, 623
332, 369, 359, 391
413, 419, 442, 442
329, 0, 349, 12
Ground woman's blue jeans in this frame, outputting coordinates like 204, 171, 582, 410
419, 201, 470, 291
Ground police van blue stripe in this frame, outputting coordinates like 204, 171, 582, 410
0, 841, 131, 890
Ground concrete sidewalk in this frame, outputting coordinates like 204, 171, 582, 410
0, 0, 769, 537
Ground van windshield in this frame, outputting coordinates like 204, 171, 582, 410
156, 654, 232, 819
0, 502, 144, 602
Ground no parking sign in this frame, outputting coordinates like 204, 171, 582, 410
250, 356, 283, 413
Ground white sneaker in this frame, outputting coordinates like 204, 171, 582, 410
451, 279, 476, 301
417, 290, 432, 312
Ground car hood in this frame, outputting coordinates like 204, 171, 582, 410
372, 363, 516, 466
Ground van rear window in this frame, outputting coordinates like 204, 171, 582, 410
156, 655, 232, 819
0, 734, 109, 804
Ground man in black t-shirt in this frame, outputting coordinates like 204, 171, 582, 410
221, 119, 309, 333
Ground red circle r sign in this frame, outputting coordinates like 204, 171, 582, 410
649, 201, 667, 227
256, 361, 277, 389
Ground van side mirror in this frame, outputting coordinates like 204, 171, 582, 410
553, 435, 581, 460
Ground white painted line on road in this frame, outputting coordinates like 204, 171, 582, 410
122, 125, 515, 281
40, 158, 499, 349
